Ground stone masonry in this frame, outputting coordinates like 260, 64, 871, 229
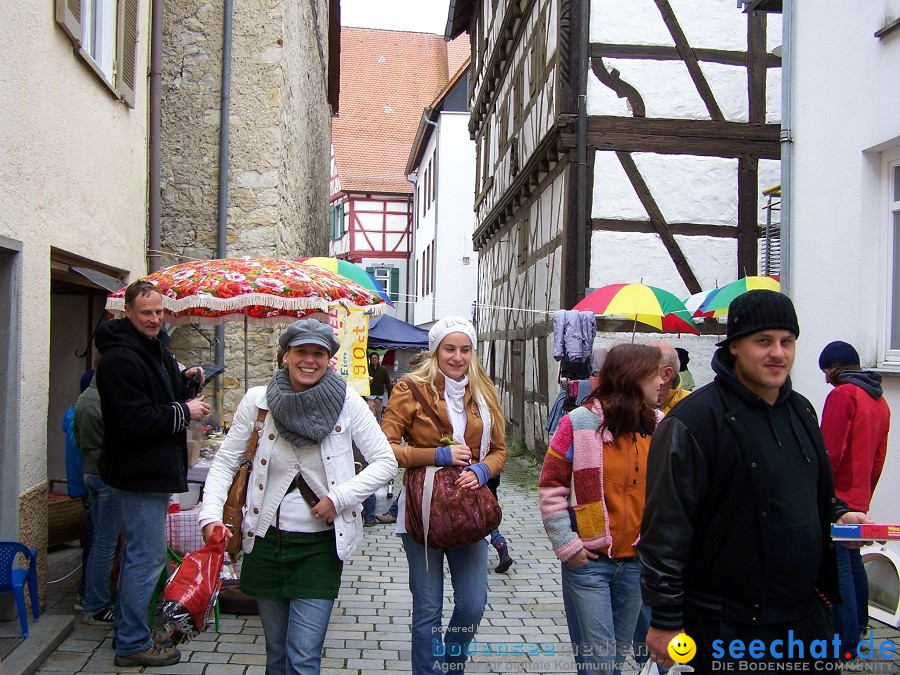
160, 0, 332, 419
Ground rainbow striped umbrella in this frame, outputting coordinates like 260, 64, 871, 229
573, 283, 698, 336
299, 257, 394, 307
697, 276, 780, 315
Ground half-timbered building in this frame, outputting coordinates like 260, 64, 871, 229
447, 0, 782, 451
330, 28, 468, 320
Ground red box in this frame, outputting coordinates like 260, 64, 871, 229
831, 523, 900, 540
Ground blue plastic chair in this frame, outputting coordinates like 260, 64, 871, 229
0, 541, 40, 637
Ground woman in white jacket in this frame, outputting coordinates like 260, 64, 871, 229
199, 319, 397, 674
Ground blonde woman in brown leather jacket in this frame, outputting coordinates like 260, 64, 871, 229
381, 316, 506, 674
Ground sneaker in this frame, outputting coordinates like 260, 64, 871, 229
79, 606, 115, 626
375, 512, 397, 524
73, 595, 84, 612
114, 644, 181, 668
364, 518, 378, 527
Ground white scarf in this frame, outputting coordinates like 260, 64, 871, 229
442, 373, 492, 461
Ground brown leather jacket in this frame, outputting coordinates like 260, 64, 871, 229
381, 375, 507, 477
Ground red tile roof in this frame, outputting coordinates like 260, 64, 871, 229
333, 28, 471, 195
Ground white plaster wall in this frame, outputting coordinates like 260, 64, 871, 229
0, 4, 150, 493
592, 151, 740, 226
789, 0, 900, 528
589, 1, 782, 123
590, 231, 736, 299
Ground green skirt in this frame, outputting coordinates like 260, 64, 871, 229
240, 528, 343, 599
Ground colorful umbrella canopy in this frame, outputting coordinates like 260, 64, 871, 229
697, 276, 780, 315
106, 257, 387, 325
573, 283, 698, 335
683, 288, 727, 320
298, 257, 394, 307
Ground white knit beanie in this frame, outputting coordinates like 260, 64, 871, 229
428, 316, 478, 353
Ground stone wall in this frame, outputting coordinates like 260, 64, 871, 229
161, 0, 331, 420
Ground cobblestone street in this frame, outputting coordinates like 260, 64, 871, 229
5, 455, 900, 674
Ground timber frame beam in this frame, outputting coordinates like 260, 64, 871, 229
562, 116, 781, 160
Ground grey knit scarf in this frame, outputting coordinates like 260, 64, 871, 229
266, 367, 346, 448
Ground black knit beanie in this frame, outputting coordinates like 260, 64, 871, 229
716, 289, 799, 347
818, 341, 860, 370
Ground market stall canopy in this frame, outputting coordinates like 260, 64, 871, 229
367, 314, 428, 350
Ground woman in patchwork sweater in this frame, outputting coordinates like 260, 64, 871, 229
539, 343, 664, 674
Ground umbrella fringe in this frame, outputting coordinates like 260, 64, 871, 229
106, 294, 388, 316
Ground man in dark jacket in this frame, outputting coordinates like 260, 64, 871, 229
365, 351, 392, 422
639, 290, 871, 671
95, 281, 210, 668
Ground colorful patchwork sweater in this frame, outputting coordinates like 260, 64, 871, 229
539, 400, 662, 561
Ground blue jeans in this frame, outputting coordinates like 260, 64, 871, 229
110, 489, 168, 657
256, 596, 334, 674
401, 534, 488, 674
833, 546, 869, 657
387, 492, 400, 518
561, 556, 643, 673
363, 494, 376, 521
82, 474, 122, 616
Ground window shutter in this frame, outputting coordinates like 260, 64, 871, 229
390, 267, 399, 302
115, 0, 139, 107
55, 0, 83, 45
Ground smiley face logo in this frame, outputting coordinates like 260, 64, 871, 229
667, 633, 697, 663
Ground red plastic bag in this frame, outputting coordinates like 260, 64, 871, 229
162, 526, 226, 643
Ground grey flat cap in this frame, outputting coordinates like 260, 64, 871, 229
278, 319, 340, 357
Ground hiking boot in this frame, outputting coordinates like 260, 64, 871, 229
152, 629, 175, 647
114, 643, 181, 668
79, 606, 115, 626
375, 512, 396, 524
494, 541, 514, 573
364, 518, 378, 527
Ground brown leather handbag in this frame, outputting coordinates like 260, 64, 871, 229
403, 382, 502, 550
221, 409, 268, 556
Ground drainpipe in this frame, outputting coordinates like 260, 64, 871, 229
215, 0, 234, 406
779, 0, 793, 297
575, 0, 589, 301
148, 0, 162, 272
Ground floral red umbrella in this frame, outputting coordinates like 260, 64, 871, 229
106, 257, 387, 324
106, 258, 388, 389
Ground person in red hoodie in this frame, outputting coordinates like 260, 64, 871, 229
819, 340, 891, 659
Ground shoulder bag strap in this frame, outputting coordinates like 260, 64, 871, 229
243, 408, 268, 464
406, 380, 452, 438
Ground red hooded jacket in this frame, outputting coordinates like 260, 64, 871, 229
820, 371, 890, 512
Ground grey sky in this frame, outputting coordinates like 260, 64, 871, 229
340, 0, 451, 35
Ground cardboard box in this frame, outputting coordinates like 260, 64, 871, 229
831, 523, 900, 540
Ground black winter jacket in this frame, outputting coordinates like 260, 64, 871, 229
95, 318, 191, 493
638, 350, 848, 630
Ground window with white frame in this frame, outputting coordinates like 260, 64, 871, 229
886, 154, 900, 363
55, 0, 140, 107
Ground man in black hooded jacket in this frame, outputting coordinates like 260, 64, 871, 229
639, 290, 871, 672
95, 280, 210, 668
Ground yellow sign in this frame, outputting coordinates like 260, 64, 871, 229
329, 306, 370, 396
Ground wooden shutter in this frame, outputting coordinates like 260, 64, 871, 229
55, 0, 83, 45
115, 0, 139, 107
390, 267, 399, 302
